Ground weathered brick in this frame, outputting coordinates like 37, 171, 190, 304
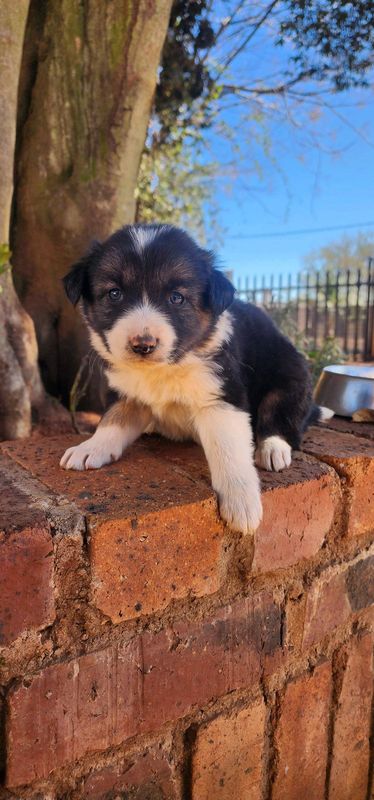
253, 454, 339, 572
3, 436, 227, 621
273, 662, 332, 800
6, 645, 134, 787
2, 437, 339, 619
325, 416, 374, 442
346, 555, 374, 611
6, 591, 281, 786
329, 634, 373, 800
82, 741, 176, 800
0, 527, 55, 648
303, 427, 374, 537
191, 699, 266, 800
298, 552, 374, 649
91, 498, 224, 622
301, 569, 351, 649
140, 592, 281, 731
0, 464, 55, 647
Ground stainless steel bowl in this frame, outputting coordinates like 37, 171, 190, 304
314, 364, 374, 417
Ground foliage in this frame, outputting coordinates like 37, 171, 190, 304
279, 1, 374, 91
0, 243, 11, 270
138, 0, 374, 237
306, 337, 346, 384
135, 1, 218, 237
69, 353, 92, 432
301, 233, 374, 312
154, 0, 215, 142
303, 232, 374, 274
266, 301, 345, 384
0, 244, 11, 292
135, 134, 218, 241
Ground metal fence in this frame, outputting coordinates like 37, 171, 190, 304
235, 258, 374, 362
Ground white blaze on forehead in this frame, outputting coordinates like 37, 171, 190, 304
128, 225, 170, 254
105, 301, 177, 362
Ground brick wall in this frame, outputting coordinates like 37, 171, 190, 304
0, 421, 373, 799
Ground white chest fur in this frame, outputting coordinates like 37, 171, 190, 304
106, 355, 223, 440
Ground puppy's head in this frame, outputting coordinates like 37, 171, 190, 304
63, 224, 234, 365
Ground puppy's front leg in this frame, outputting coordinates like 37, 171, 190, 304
194, 403, 262, 535
60, 399, 152, 470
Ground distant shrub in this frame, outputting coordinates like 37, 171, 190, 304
265, 302, 346, 385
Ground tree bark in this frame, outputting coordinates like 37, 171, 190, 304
12, 0, 173, 409
0, 1, 47, 439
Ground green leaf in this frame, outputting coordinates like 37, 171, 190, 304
0, 243, 11, 270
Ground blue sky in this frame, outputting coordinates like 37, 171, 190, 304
197, 11, 374, 283
213, 99, 374, 283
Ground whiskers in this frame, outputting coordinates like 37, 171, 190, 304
87, 347, 104, 378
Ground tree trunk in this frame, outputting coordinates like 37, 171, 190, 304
0, 1, 46, 439
12, 0, 173, 409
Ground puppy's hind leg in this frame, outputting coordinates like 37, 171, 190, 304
255, 387, 306, 472
60, 399, 152, 470
255, 434, 292, 472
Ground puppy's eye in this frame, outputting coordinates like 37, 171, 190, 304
108, 288, 123, 302
169, 291, 184, 305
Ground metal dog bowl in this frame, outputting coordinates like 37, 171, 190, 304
314, 364, 374, 417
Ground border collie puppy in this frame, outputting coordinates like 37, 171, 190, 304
61, 224, 331, 535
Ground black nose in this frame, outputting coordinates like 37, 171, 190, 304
129, 334, 158, 355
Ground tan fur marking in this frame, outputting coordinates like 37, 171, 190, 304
60, 400, 152, 470
100, 398, 151, 429
197, 310, 234, 355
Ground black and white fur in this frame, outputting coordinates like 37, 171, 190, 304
60, 224, 332, 535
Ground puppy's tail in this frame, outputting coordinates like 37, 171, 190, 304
304, 403, 334, 430
318, 405, 335, 422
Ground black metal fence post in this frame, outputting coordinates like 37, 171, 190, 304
235, 259, 374, 362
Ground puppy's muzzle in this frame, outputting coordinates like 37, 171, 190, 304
129, 333, 158, 356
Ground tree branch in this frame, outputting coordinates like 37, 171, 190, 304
218, 0, 280, 73
220, 69, 317, 97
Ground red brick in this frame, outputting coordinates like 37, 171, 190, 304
3, 436, 227, 620
6, 645, 135, 787
303, 427, 374, 537
253, 454, 339, 572
273, 662, 332, 800
299, 553, 374, 649
140, 592, 281, 731
6, 591, 281, 786
325, 415, 374, 442
3, 438, 339, 618
0, 527, 55, 648
346, 554, 374, 611
144, 435, 211, 484
83, 741, 176, 799
91, 498, 223, 622
192, 699, 266, 800
302, 569, 351, 648
0, 465, 55, 646
329, 634, 373, 800
2, 436, 213, 521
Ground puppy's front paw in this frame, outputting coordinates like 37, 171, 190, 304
60, 430, 123, 470
255, 435, 291, 472
218, 481, 263, 535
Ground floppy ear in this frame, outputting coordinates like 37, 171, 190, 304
208, 269, 235, 315
62, 241, 101, 305
63, 260, 86, 305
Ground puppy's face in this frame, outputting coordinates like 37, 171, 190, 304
63, 225, 234, 365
